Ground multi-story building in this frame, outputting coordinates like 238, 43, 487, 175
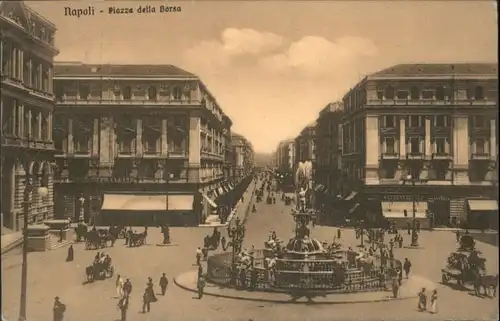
231, 133, 254, 182
1, 2, 59, 231
315, 102, 343, 194
294, 121, 316, 167
52, 62, 233, 226
341, 63, 498, 228
275, 139, 295, 173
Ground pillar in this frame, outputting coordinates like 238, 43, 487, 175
68, 118, 74, 154
161, 118, 168, 156
37, 111, 42, 140
18, 49, 23, 81
490, 119, 496, 160
99, 117, 111, 163
136, 118, 143, 156
425, 117, 431, 157
26, 109, 32, 139
48, 67, 53, 94
399, 117, 406, 157
38, 63, 42, 90
188, 116, 201, 181
16, 102, 22, 137
47, 112, 53, 141
365, 115, 380, 185
28, 59, 32, 87
12, 47, 17, 78
19, 104, 25, 138
452, 115, 469, 184
92, 118, 99, 155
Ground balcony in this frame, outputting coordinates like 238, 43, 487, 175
470, 152, 491, 161
406, 151, 425, 160
143, 148, 160, 158
431, 152, 452, 161
380, 127, 398, 135
366, 98, 497, 107
116, 148, 136, 159
381, 152, 399, 160
167, 148, 187, 158
57, 96, 201, 107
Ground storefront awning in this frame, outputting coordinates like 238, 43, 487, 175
102, 194, 167, 211
314, 184, 325, 192
228, 183, 234, 190
222, 185, 230, 194
202, 193, 218, 209
166, 194, 194, 211
468, 199, 498, 211
217, 187, 224, 196
344, 191, 358, 201
381, 201, 428, 218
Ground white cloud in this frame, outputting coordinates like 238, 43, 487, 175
183, 28, 284, 72
259, 36, 378, 77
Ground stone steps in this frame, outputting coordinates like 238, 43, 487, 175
48, 235, 71, 250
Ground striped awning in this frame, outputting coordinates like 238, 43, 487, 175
314, 184, 326, 192
202, 193, 218, 209
344, 191, 358, 201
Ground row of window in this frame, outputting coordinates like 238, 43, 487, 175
2, 99, 50, 140
382, 137, 490, 155
376, 85, 489, 101
380, 115, 491, 128
56, 85, 184, 101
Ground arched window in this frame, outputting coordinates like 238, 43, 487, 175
474, 86, 484, 100
123, 86, 132, 100
410, 87, 420, 100
435, 86, 445, 101
385, 86, 394, 100
148, 86, 157, 101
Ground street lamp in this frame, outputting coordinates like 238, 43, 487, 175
78, 194, 85, 223
403, 174, 419, 247
19, 175, 49, 321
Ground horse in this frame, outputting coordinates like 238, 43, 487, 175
129, 232, 146, 247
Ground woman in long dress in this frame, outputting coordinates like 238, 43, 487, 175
429, 290, 438, 314
116, 275, 124, 298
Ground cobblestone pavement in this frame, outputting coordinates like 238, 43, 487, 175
2, 191, 498, 321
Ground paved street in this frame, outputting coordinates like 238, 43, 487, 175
2, 187, 499, 321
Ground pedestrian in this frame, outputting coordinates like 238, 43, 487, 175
407, 222, 411, 235
147, 277, 157, 302
418, 288, 427, 311
202, 247, 209, 261
159, 273, 168, 295
197, 276, 206, 299
392, 275, 399, 298
337, 228, 341, 239
398, 235, 403, 248
196, 247, 202, 265
389, 238, 394, 250
456, 230, 461, 243
142, 289, 151, 313
53, 296, 66, 321
198, 264, 203, 279
117, 295, 129, 321
116, 274, 124, 298
66, 244, 74, 262
403, 258, 412, 278
123, 278, 132, 298
429, 289, 438, 314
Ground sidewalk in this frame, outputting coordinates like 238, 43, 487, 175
199, 180, 257, 228
1, 231, 23, 254
174, 270, 435, 304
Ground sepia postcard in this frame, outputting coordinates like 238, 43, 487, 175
0, 1, 498, 321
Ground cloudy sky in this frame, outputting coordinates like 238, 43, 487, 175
27, 1, 497, 153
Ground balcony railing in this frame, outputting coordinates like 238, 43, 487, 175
406, 151, 425, 160
381, 151, 399, 160
367, 98, 497, 106
57, 96, 201, 106
470, 152, 490, 160
431, 152, 452, 160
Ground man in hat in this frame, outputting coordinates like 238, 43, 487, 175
53, 296, 66, 321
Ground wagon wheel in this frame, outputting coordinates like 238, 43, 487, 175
441, 273, 449, 284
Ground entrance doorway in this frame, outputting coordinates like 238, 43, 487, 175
429, 200, 450, 227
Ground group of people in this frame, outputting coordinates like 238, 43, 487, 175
115, 273, 169, 320
418, 288, 439, 314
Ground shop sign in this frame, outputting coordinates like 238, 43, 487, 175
382, 195, 425, 202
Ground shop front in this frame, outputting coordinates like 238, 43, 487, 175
466, 199, 498, 230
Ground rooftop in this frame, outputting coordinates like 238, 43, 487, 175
53, 62, 197, 78
371, 63, 498, 78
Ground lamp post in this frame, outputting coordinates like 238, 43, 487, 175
78, 194, 85, 223
403, 174, 419, 247
19, 173, 49, 321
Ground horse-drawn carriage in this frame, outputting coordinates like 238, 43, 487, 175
85, 229, 118, 250
458, 233, 476, 252
85, 258, 114, 282
441, 250, 486, 287
128, 231, 147, 247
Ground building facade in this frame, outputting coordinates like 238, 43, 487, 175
1, 1, 59, 231
341, 63, 498, 228
52, 63, 233, 226
294, 122, 316, 167
275, 139, 295, 173
315, 102, 343, 195
231, 133, 254, 182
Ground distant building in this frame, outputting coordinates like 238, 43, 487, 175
231, 133, 254, 182
52, 62, 233, 226
1, 1, 59, 230
315, 102, 343, 195
341, 63, 498, 229
294, 121, 316, 165
275, 139, 295, 173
